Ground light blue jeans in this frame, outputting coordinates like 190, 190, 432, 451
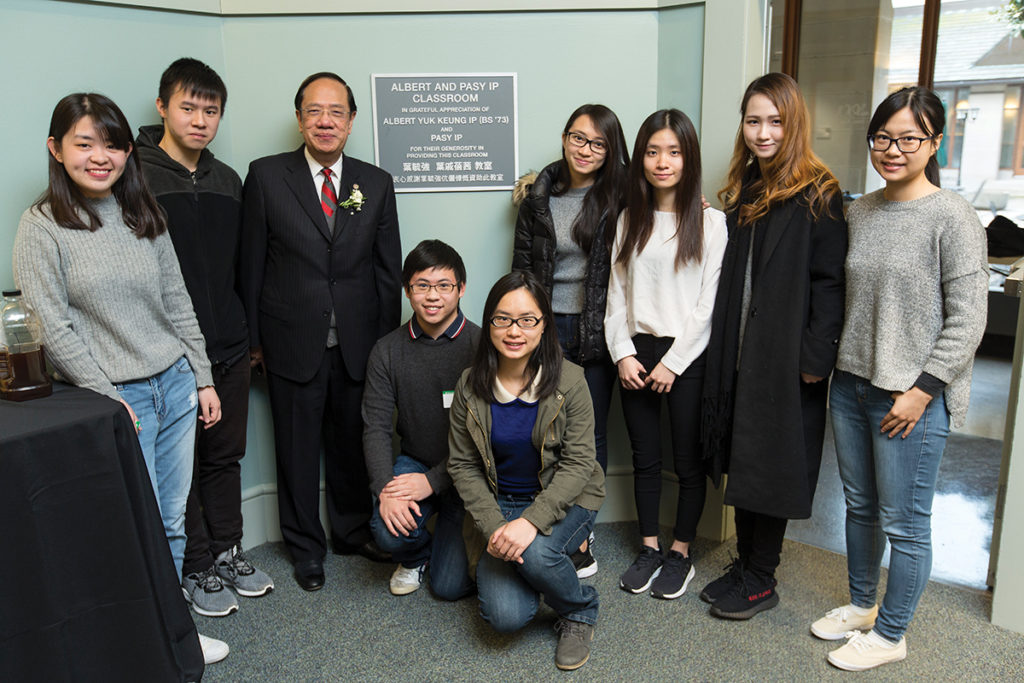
476, 496, 598, 632
116, 356, 198, 581
829, 371, 950, 641
370, 455, 474, 600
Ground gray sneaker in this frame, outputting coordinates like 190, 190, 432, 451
215, 545, 274, 597
183, 566, 238, 617
554, 618, 594, 671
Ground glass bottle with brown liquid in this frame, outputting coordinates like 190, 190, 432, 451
0, 290, 52, 401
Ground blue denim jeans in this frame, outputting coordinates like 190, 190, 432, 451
370, 455, 474, 600
829, 371, 950, 641
115, 356, 198, 581
554, 314, 615, 473
476, 495, 598, 632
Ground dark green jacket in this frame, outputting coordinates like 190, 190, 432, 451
447, 358, 605, 540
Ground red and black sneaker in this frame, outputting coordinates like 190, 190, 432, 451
708, 569, 779, 620
700, 555, 744, 604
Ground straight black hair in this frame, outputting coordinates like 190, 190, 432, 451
618, 109, 704, 269
158, 57, 228, 111
551, 104, 629, 253
469, 271, 562, 402
867, 86, 945, 188
35, 93, 166, 238
294, 72, 357, 114
402, 239, 467, 287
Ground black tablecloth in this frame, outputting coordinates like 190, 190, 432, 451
0, 383, 204, 682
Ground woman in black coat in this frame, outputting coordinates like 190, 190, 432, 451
701, 73, 848, 620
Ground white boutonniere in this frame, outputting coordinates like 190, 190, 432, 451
339, 184, 364, 213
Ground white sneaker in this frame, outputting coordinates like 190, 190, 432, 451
199, 633, 229, 664
811, 603, 878, 640
827, 630, 906, 671
389, 564, 425, 596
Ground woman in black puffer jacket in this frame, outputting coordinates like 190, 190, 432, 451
512, 104, 627, 579
512, 104, 627, 474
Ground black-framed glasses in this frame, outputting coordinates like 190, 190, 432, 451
301, 107, 351, 121
408, 282, 457, 295
867, 134, 934, 153
565, 131, 608, 154
489, 315, 543, 329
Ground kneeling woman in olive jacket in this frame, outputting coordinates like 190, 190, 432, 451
448, 271, 605, 672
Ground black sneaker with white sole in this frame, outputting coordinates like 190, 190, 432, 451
650, 550, 695, 599
619, 546, 664, 593
571, 546, 597, 579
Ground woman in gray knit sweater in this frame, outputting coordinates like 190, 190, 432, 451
13, 94, 222, 591
812, 88, 987, 671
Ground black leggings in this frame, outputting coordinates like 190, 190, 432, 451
734, 506, 789, 578
620, 334, 706, 543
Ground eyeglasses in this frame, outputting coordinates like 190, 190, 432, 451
565, 131, 608, 155
301, 107, 351, 122
867, 134, 934, 153
408, 282, 457, 295
489, 315, 543, 329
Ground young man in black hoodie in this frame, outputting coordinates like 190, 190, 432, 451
137, 59, 272, 644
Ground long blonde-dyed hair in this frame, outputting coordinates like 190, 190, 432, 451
718, 73, 839, 226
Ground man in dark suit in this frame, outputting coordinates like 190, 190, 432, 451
241, 72, 401, 590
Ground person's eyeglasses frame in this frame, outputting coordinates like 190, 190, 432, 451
489, 315, 544, 329
565, 131, 608, 155
301, 107, 352, 122
866, 133, 935, 154
408, 282, 458, 295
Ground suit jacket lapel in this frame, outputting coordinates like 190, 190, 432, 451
756, 199, 798, 278
332, 155, 361, 242
283, 147, 333, 242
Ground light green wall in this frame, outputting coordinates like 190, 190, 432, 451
657, 3, 705, 127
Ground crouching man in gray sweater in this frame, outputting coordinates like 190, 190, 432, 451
362, 240, 480, 597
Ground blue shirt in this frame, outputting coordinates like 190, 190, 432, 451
490, 398, 541, 495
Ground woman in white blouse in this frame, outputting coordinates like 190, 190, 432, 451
605, 109, 727, 600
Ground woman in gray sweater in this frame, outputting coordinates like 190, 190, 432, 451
13, 94, 221, 600
812, 88, 987, 672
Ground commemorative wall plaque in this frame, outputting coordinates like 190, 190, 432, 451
371, 73, 518, 192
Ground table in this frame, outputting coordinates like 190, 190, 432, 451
0, 383, 204, 682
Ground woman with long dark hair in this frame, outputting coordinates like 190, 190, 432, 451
512, 103, 626, 577
700, 73, 847, 621
447, 271, 605, 671
605, 109, 727, 600
812, 87, 986, 671
12, 93, 225, 661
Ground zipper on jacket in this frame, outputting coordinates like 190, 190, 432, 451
466, 402, 498, 493
536, 392, 565, 488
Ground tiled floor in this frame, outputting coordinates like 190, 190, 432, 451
786, 351, 1010, 591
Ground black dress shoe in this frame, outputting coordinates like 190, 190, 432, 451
333, 540, 392, 563
293, 559, 325, 591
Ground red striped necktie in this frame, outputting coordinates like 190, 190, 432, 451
320, 167, 337, 220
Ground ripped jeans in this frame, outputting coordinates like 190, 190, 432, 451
116, 355, 198, 580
